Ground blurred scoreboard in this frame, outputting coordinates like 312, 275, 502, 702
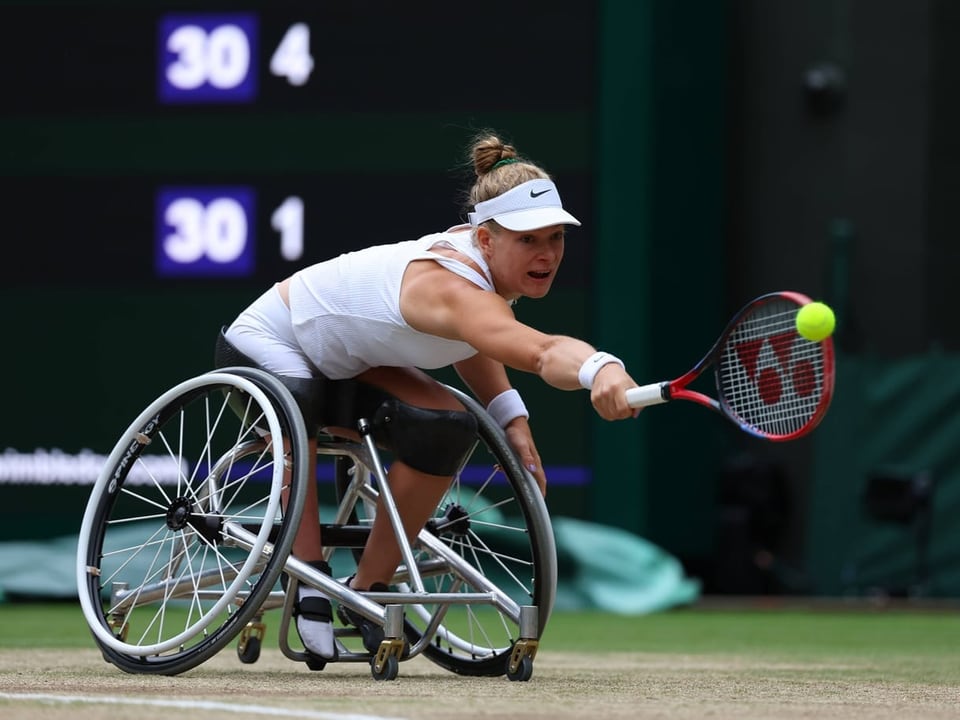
0, 2, 599, 525
0, 2, 596, 287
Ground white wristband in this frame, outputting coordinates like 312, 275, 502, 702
578, 351, 625, 390
486, 389, 529, 429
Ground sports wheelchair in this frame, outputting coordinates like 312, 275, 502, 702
76, 358, 557, 682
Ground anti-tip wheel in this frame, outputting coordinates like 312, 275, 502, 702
506, 655, 534, 682
237, 636, 261, 664
371, 654, 399, 681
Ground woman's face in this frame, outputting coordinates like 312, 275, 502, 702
479, 224, 566, 301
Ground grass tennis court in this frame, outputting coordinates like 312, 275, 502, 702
1, 601, 958, 719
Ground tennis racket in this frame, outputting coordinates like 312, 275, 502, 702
625, 291, 835, 441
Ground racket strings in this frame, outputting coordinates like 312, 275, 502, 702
716, 301, 828, 437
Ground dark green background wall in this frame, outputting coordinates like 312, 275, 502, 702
0, 2, 732, 580
592, 1, 726, 561
0, 1, 601, 538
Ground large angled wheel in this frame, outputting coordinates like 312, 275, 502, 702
76, 368, 309, 675
397, 385, 557, 676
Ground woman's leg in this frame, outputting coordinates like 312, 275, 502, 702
351, 461, 453, 588
288, 437, 323, 562
281, 436, 336, 658
348, 367, 463, 590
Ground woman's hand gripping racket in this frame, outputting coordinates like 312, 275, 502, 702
625, 291, 835, 441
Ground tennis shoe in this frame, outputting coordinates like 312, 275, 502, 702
295, 587, 337, 660
283, 560, 338, 661
336, 579, 396, 655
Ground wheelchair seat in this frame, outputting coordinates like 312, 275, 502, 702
214, 327, 391, 436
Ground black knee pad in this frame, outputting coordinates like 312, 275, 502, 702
371, 398, 478, 476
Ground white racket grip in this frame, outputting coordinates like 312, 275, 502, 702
626, 383, 669, 408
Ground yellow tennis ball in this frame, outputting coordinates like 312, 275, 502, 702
796, 301, 836, 341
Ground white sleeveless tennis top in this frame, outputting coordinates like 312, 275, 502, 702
288, 226, 494, 379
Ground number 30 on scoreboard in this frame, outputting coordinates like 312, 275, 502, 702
156, 188, 305, 278
156, 188, 255, 277
158, 13, 314, 102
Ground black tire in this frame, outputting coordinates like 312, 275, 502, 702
76, 369, 309, 675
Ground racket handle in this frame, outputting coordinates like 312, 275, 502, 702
626, 383, 669, 408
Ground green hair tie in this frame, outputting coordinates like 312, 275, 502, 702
492, 157, 520, 169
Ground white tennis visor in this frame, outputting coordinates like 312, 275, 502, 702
467, 179, 581, 231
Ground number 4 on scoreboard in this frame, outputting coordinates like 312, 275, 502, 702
270, 23, 314, 87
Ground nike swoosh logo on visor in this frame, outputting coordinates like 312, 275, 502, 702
529, 189, 552, 198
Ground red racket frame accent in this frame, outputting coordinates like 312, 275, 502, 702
663, 291, 835, 441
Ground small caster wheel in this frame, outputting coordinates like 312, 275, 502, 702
371, 654, 399, 681
237, 636, 261, 664
506, 655, 533, 682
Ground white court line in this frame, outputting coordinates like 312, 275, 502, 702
0, 692, 408, 720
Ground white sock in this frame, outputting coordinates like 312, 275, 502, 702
296, 586, 336, 659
